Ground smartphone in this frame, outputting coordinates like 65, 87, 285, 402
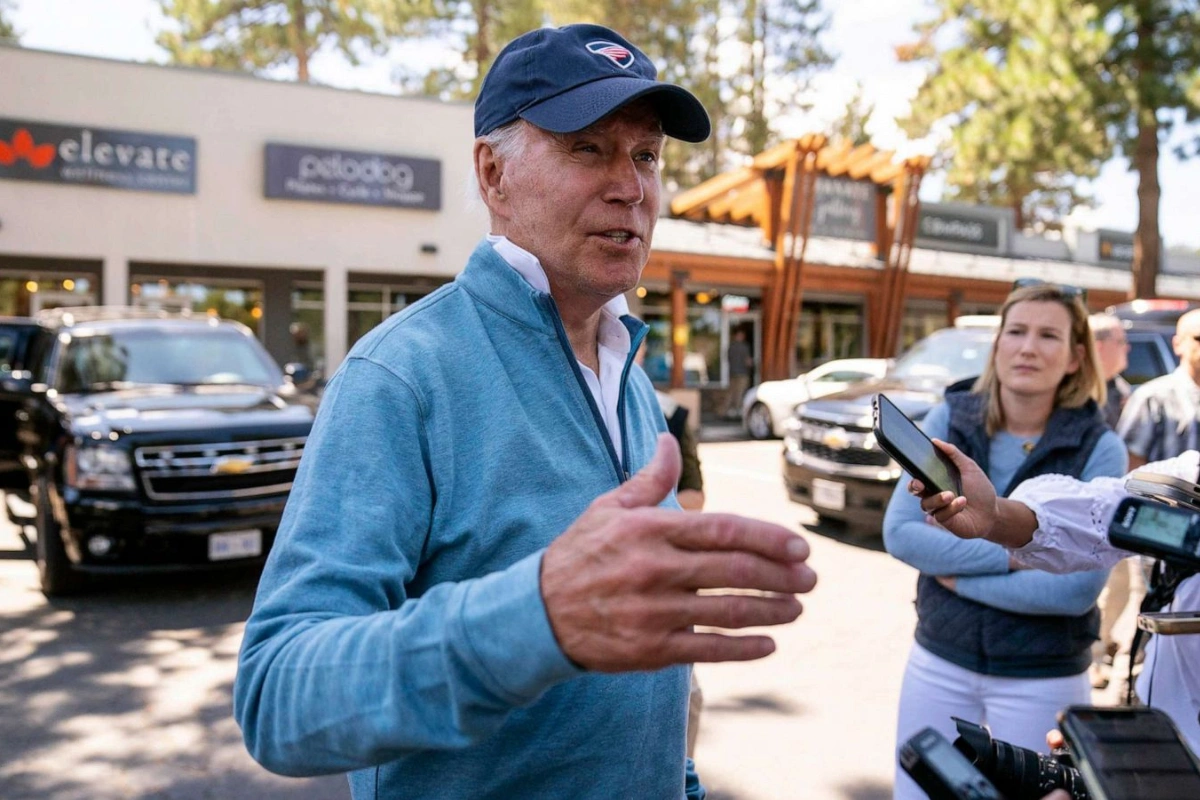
872, 393, 962, 496
1137, 610, 1200, 636
898, 726, 1004, 800
1124, 471, 1200, 513
1108, 496, 1200, 570
1058, 705, 1200, 800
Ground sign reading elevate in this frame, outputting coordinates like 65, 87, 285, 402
811, 176, 877, 241
0, 117, 196, 194
264, 143, 441, 210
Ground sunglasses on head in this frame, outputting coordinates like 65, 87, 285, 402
1011, 277, 1088, 303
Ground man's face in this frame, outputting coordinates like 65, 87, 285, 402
1174, 312, 1200, 384
1093, 325, 1128, 381
490, 102, 664, 309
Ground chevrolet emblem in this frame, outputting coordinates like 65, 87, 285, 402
211, 456, 254, 475
821, 428, 851, 450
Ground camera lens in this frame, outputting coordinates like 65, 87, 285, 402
952, 718, 1089, 800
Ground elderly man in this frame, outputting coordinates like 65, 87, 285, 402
234, 24, 817, 800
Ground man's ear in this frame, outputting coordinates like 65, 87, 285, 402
473, 139, 507, 208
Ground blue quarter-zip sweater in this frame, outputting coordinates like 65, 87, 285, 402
234, 240, 703, 799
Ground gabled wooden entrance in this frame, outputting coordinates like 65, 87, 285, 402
669, 137, 929, 381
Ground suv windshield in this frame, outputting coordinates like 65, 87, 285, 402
56, 326, 277, 393
888, 327, 996, 385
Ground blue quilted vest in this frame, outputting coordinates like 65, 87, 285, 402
913, 382, 1107, 677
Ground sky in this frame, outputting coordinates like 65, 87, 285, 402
10, 0, 1200, 249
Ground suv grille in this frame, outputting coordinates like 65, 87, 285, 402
134, 436, 306, 502
799, 418, 891, 468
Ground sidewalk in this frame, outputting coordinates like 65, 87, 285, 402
697, 418, 750, 443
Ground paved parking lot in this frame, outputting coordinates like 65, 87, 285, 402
0, 438, 1126, 799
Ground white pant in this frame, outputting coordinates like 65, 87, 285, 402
893, 643, 1091, 800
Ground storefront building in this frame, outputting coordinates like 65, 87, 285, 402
4, 45, 1199, 413
0, 44, 485, 375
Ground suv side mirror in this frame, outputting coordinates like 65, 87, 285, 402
283, 362, 312, 386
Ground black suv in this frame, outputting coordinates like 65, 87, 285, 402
0, 307, 316, 595
782, 319, 998, 532
1107, 299, 1199, 385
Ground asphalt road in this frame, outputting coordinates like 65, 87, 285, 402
0, 438, 1126, 799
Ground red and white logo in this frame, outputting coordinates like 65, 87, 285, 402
586, 40, 635, 69
0, 128, 56, 169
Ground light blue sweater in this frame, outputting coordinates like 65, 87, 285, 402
883, 402, 1127, 615
234, 241, 702, 799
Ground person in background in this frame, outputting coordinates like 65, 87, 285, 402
883, 281, 1126, 800
234, 24, 818, 800
1086, 311, 1143, 690
1089, 312, 1131, 429
725, 328, 752, 419
1116, 307, 1200, 469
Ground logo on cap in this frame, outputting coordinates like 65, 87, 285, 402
586, 40, 634, 69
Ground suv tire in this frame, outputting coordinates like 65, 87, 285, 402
36, 478, 86, 596
746, 403, 775, 440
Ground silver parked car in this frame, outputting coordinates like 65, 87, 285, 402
742, 357, 889, 439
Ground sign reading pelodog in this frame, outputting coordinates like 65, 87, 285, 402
264, 143, 441, 210
0, 117, 196, 194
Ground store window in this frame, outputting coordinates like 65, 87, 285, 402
794, 300, 864, 372
291, 283, 325, 373
0, 275, 94, 316
346, 282, 444, 349
899, 303, 949, 353
636, 290, 760, 387
130, 278, 264, 334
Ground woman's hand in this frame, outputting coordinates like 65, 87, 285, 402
908, 439, 999, 540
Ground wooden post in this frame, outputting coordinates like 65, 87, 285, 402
670, 270, 688, 389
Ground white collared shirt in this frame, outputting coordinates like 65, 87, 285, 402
1009, 453, 1200, 753
487, 235, 632, 462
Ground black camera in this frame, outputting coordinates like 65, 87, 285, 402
951, 717, 1088, 800
1115, 475, 1200, 570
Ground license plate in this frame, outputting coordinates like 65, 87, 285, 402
811, 478, 846, 511
208, 529, 262, 561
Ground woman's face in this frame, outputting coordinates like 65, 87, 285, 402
994, 300, 1082, 399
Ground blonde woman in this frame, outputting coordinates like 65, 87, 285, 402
884, 282, 1127, 800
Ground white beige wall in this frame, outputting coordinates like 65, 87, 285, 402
0, 45, 488, 367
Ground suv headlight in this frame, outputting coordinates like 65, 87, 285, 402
67, 443, 136, 491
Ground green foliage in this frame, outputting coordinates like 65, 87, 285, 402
0, 0, 19, 44
155, 0, 405, 81
898, 1, 1112, 230
831, 81, 874, 147
397, 0, 833, 186
900, 0, 1200, 295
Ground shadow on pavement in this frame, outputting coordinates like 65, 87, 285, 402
704, 691, 803, 717
838, 778, 893, 800
0, 562, 350, 800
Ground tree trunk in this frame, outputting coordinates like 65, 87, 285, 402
290, 0, 310, 82
1131, 114, 1161, 299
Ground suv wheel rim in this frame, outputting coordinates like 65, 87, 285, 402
747, 404, 772, 438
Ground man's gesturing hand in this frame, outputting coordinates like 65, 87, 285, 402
541, 433, 818, 672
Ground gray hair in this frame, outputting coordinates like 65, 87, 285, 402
466, 120, 533, 209
1088, 312, 1122, 339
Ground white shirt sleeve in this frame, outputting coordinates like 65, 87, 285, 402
1006, 451, 1200, 573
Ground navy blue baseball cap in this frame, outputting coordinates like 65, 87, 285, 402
474, 24, 711, 143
